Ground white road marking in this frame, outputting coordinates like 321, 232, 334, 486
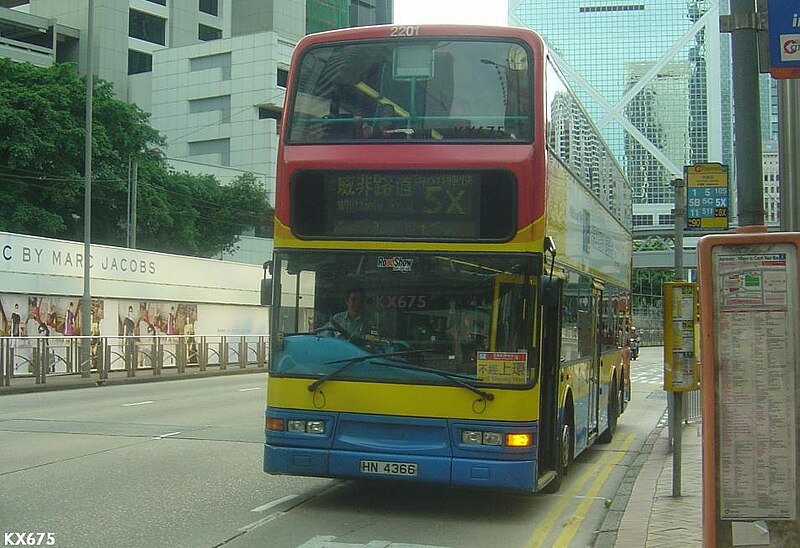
250, 494, 298, 513
123, 400, 154, 406
551, 494, 607, 501
238, 511, 286, 533
297, 536, 450, 547
152, 431, 181, 440
237, 387, 261, 392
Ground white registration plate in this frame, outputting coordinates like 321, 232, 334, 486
359, 460, 418, 476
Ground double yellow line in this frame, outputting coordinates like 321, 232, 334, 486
526, 432, 636, 548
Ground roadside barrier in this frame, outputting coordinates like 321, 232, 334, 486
682, 388, 702, 423
0, 334, 269, 387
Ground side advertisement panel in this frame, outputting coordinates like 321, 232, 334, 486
1, 231, 264, 305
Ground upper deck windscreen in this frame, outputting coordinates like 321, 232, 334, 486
287, 39, 533, 143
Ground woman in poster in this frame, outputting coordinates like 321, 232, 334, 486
184, 315, 197, 363
167, 306, 176, 336
47, 304, 58, 332
11, 303, 22, 337
63, 302, 75, 336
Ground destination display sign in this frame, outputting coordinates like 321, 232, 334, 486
324, 171, 481, 238
685, 163, 729, 231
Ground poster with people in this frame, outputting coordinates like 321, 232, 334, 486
0, 295, 97, 338
0, 295, 106, 374
116, 301, 198, 369
116, 301, 197, 338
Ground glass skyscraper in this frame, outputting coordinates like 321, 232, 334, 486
511, 0, 732, 224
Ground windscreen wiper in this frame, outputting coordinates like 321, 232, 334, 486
307, 350, 432, 393
373, 361, 494, 401
308, 351, 494, 401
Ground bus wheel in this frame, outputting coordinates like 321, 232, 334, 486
598, 379, 621, 444
543, 411, 573, 493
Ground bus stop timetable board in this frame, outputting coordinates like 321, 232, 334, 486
699, 233, 799, 532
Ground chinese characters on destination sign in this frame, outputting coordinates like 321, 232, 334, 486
326, 172, 480, 238
477, 352, 527, 384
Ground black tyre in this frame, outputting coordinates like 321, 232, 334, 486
598, 379, 622, 444
542, 409, 573, 493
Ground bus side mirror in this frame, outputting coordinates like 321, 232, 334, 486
261, 260, 273, 306
539, 275, 561, 308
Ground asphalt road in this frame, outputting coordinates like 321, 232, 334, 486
0, 347, 667, 548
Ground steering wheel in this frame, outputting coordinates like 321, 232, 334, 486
313, 316, 352, 340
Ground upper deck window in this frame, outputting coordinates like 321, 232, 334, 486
287, 39, 533, 143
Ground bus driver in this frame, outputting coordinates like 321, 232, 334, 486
332, 288, 373, 340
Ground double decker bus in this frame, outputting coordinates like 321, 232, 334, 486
263, 24, 633, 493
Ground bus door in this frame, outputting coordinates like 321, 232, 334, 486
537, 274, 562, 475
588, 283, 603, 438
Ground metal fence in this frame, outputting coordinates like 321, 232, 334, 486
1, 334, 269, 387
682, 389, 702, 423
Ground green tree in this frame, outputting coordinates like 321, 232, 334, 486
0, 59, 273, 257
135, 171, 274, 256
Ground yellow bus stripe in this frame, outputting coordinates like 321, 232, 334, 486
552, 432, 635, 547
525, 432, 634, 548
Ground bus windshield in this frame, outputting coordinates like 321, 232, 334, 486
287, 39, 533, 143
271, 251, 538, 388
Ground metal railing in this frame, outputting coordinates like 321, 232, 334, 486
0, 334, 269, 387
682, 388, 702, 423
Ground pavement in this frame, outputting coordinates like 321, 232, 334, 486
610, 379, 771, 548
613, 416, 704, 547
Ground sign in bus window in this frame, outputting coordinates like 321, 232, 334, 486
393, 44, 434, 79
477, 352, 528, 384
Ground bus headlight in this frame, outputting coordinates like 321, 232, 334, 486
482, 432, 503, 446
461, 429, 534, 447
462, 430, 484, 444
462, 430, 502, 445
285, 419, 326, 434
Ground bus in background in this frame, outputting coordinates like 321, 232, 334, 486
263, 24, 633, 493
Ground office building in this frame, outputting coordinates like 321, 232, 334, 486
510, 0, 732, 229
1, 0, 393, 264
762, 140, 779, 228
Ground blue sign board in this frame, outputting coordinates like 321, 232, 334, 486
768, 0, 800, 79
685, 163, 729, 231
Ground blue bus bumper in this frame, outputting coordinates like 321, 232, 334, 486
264, 411, 538, 492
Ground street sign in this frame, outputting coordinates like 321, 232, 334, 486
685, 163, 729, 231
768, 0, 800, 79
663, 282, 700, 392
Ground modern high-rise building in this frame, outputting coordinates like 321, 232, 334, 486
510, 0, 733, 230
762, 140, 779, 227
1, 0, 393, 263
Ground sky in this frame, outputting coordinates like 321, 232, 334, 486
393, 0, 509, 26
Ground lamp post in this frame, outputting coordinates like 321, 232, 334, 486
81, 0, 94, 378
671, 177, 685, 497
